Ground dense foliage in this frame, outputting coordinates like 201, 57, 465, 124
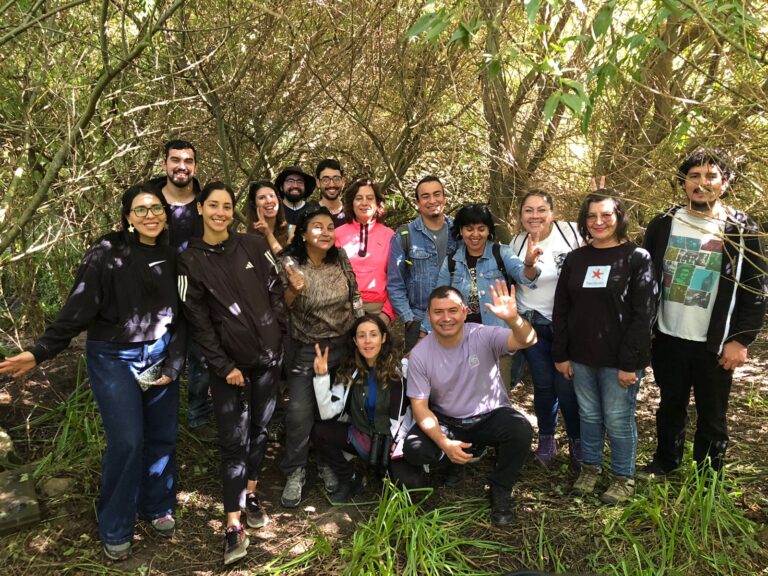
1, 0, 767, 332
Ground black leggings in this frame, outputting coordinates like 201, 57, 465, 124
312, 420, 424, 489
211, 365, 278, 513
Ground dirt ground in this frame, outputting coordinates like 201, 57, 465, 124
1, 335, 767, 575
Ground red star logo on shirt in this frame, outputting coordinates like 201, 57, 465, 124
592, 270, 603, 279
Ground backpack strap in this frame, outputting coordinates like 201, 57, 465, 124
513, 233, 528, 257
492, 242, 511, 287
553, 221, 580, 250
396, 224, 411, 266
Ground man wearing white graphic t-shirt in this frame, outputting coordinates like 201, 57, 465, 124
640, 149, 767, 476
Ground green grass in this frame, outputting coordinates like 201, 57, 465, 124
11, 356, 103, 490
595, 464, 760, 575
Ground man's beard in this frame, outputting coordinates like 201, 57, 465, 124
169, 171, 192, 187
321, 188, 340, 201
284, 189, 304, 203
689, 199, 714, 212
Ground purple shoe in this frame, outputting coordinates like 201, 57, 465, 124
534, 435, 557, 466
568, 437, 583, 471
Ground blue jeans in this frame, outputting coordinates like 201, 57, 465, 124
86, 335, 179, 546
522, 316, 580, 438
571, 362, 640, 477
186, 339, 212, 428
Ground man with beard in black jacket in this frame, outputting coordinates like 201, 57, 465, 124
148, 140, 213, 438
639, 149, 767, 478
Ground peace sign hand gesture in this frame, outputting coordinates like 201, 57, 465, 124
313, 343, 329, 376
252, 205, 269, 235
524, 231, 544, 268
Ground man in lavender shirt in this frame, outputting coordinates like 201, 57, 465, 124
403, 281, 535, 526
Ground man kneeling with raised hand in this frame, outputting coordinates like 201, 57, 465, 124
403, 280, 536, 525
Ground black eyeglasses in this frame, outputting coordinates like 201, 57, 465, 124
320, 176, 343, 185
284, 177, 305, 186
130, 205, 165, 218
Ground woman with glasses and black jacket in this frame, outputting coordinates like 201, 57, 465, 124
0, 184, 184, 561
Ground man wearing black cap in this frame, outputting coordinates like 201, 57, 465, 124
275, 166, 317, 226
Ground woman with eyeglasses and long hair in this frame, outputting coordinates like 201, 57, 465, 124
552, 190, 656, 504
278, 205, 364, 509
0, 184, 184, 561
509, 190, 583, 469
334, 178, 395, 324
177, 181, 285, 566
245, 180, 292, 255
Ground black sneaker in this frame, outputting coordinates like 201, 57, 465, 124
246, 493, 268, 529
489, 486, 515, 526
223, 525, 249, 566
329, 475, 362, 505
636, 461, 671, 481
444, 463, 466, 487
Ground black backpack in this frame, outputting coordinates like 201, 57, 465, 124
448, 242, 510, 287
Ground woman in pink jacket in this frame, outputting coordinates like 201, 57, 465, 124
334, 178, 395, 324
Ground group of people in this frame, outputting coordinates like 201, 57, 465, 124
1, 144, 765, 567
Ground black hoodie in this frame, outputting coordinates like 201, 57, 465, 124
177, 233, 286, 378
147, 176, 204, 251
30, 231, 185, 379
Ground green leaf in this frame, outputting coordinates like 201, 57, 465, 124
424, 16, 450, 41
561, 92, 586, 114
592, 5, 613, 38
543, 91, 561, 123
525, 0, 541, 25
561, 78, 587, 99
449, 23, 471, 49
407, 13, 439, 38
487, 57, 502, 80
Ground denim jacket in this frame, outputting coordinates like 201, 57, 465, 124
387, 216, 456, 323
422, 240, 538, 332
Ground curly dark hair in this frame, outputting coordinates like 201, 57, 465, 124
343, 178, 386, 224
336, 314, 401, 387
283, 205, 340, 265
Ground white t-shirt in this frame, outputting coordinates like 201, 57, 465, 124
657, 209, 724, 341
511, 222, 581, 320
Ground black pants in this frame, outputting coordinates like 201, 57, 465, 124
403, 406, 533, 491
651, 332, 733, 472
211, 365, 278, 513
280, 336, 350, 476
312, 420, 424, 489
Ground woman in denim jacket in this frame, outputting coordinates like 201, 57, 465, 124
421, 204, 541, 386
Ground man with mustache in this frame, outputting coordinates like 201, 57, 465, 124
148, 140, 213, 438
640, 149, 767, 478
315, 159, 347, 228
275, 166, 317, 226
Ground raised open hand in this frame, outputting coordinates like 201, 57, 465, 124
484, 279, 519, 322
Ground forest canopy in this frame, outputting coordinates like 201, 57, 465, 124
1, 0, 767, 333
